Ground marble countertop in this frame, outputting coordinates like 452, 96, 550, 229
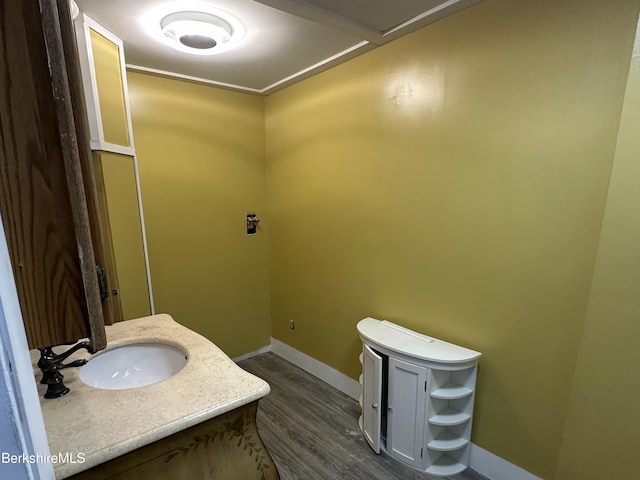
32, 314, 270, 479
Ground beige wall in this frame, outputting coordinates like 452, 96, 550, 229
127, 72, 271, 358
555, 18, 640, 480
264, 0, 640, 477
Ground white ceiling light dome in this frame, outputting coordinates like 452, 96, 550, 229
161, 12, 231, 54
142, 4, 245, 56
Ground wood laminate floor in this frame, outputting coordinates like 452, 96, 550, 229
238, 353, 487, 480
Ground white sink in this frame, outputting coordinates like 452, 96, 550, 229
79, 342, 188, 390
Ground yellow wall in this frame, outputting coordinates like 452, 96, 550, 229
95, 151, 150, 320
555, 18, 640, 480
264, 0, 640, 477
90, 28, 130, 146
119, 0, 640, 477
127, 72, 271, 359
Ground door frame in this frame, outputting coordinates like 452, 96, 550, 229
0, 213, 53, 479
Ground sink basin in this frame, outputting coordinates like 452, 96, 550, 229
79, 342, 188, 390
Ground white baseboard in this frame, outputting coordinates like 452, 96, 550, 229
232, 344, 272, 363
270, 337, 362, 400
470, 444, 542, 480
260, 338, 543, 480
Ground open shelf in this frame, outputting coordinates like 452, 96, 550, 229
425, 454, 468, 476
429, 407, 471, 426
427, 431, 469, 451
431, 383, 473, 400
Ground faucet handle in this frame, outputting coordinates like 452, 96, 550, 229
37, 341, 93, 398
38, 341, 93, 367
57, 358, 88, 369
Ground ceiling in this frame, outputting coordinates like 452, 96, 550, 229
74, 0, 481, 95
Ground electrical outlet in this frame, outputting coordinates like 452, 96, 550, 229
289, 319, 295, 331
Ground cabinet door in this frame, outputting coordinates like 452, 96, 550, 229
75, 16, 153, 320
362, 345, 382, 453
93, 152, 151, 320
387, 357, 427, 467
75, 15, 133, 150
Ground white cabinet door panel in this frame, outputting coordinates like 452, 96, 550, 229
362, 345, 382, 453
387, 357, 427, 468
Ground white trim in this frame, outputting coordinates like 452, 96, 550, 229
0, 214, 54, 480
125, 65, 263, 94
267, 338, 542, 480
383, 0, 480, 38
131, 154, 155, 315
90, 140, 135, 156
259, 41, 370, 93
126, 40, 371, 96
470, 444, 542, 480
270, 337, 361, 400
74, 14, 103, 145
232, 344, 272, 363
82, 14, 123, 47
116, 30, 136, 151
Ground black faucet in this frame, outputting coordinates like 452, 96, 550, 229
38, 341, 94, 399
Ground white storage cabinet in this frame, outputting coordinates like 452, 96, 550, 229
357, 317, 481, 477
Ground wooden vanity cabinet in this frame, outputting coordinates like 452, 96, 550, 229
0, 0, 114, 350
68, 402, 280, 480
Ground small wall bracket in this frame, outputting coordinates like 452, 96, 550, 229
247, 214, 260, 235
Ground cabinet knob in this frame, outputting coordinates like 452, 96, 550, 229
388, 406, 393, 411
372, 403, 378, 409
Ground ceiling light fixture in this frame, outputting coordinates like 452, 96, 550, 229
142, 4, 245, 56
